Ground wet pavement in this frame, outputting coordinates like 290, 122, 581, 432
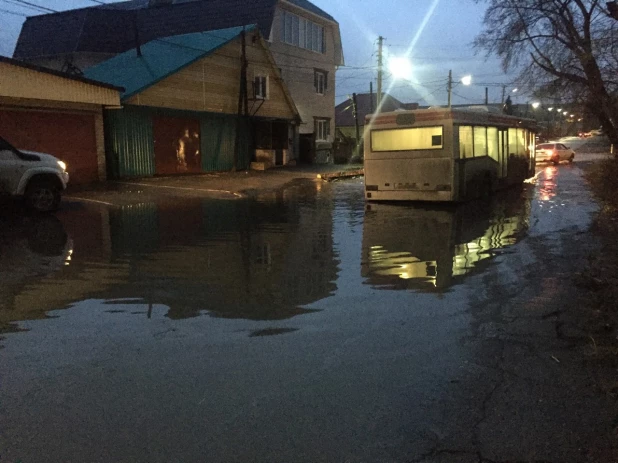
1, 145, 617, 462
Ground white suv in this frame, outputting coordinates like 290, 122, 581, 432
0, 136, 69, 212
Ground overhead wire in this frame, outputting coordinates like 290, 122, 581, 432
1, 0, 50, 13
0, 6, 25, 15
3, 0, 55, 13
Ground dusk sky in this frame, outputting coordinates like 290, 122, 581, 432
0, 0, 522, 106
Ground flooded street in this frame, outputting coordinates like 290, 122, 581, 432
2, 152, 617, 462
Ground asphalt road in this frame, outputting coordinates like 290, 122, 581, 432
1, 140, 616, 462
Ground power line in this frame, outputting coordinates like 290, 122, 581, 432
1, 0, 48, 13
0, 6, 25, 15
3, 0, 55, 12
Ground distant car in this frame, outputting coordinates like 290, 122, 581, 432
536, 143, 575, 164
578, 131, 592, 138
590, 128, 604, 136
0, 135, 69, 212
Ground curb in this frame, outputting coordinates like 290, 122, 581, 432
317, 168, 365, 180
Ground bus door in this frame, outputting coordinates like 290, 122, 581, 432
499, 129, 508, 178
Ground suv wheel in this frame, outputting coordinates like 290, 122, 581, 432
25, 179, 60, 213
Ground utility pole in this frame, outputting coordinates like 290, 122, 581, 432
352, 93, 361, 147
377, 36, 384, 109
447, 69, 452, 108
485, 87, 488, 105
133, 10, 142, 57
233, 28, 248, 172
501, 85, 506, 105
369, 81, 374, 114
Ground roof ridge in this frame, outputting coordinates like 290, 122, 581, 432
84, 24, 254, 98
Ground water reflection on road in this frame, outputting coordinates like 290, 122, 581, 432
0, 180, 338, 333
361, 190, 531, 291
1, 181, 535, 334
2, 163, 607, 462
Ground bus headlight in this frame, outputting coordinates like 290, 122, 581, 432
57, 160, 67, 171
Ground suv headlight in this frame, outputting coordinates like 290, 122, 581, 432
57, 160, 67, 171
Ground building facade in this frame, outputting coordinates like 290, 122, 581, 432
13, 0, 343, 164
84, 26, 299, 178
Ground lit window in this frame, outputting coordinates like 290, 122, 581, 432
473, 126, 487, 157
254, 75, 268, 99
459, 125, 473, 158
316, 119, 330, 141
315, 70, 327, 94
487, 127, 499, 162
371, 126, 443, 152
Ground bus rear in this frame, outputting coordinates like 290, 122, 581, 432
364, 110, 454, 202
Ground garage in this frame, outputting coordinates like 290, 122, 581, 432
0, 110, 99, 184
0, 57, 121, 185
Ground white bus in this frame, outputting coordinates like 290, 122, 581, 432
364, 107, 537, 202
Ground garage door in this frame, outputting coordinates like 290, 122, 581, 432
0, 109, 98, 184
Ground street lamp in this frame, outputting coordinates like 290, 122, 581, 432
388, 57, 413, 81
532, 102, 540, 109
447, 70, 472, 108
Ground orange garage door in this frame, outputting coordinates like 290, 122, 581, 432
0, 109, 98, 184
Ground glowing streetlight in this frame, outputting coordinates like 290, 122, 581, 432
388, 57, 413, 81
531, 102, 540, 109
548, 107, 554, 111
447, 70, 472, 107
512, 88, 518, 93
557, 108, 563, 112
563, 111, 568, 115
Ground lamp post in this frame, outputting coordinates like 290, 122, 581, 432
447, 71, 472, 108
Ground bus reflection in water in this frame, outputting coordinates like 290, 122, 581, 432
361, 193, 530, 292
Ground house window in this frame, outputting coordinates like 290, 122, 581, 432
315, 70, 327, 95
254, 75, 268, 99
316, 119, 330, 141
282, 10, 325, 53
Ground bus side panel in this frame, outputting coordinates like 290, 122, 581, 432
458, 157, 500, 200
365, 157, 454, 201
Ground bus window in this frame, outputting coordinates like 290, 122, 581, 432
508, 128, 518, 157
371, 126, 443, 152
473, 126, 487, 157
459, 125, 473, 158
488, 127, 499, 162
517, 129, 526, 156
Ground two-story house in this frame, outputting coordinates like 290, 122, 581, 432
13, 0, 344, 164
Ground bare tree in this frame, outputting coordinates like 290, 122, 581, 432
475, 0, 618, 144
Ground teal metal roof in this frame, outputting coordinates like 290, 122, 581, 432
84, 25, 255, 99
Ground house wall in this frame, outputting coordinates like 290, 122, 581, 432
123, 40, 296, 121
268, 2, 339, 163
0, 60, 120, 107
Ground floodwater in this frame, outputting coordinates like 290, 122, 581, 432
1, 156, 615, 462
